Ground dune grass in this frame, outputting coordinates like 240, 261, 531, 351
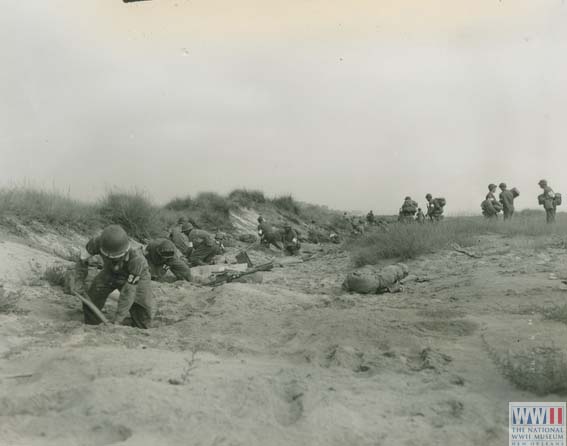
349, 212, 567, 266
0, 186, 100, 230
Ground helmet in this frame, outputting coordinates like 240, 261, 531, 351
499, 182, 507, 189
181, 222, 194, 233
538, 179, 548, 186
404, 196, 411, 201
425, 193, 432, 200
488, 183, 497, 190
283, 222, 292, 229
100, 225, 130, 259
177, 216, 188, 225
257, 216, 265, 223
157, 240, 175, 259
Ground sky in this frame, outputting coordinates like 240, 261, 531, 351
1, 0, 566, 214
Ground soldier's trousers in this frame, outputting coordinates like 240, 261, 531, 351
546, 208, 556, 224
85, 270, 154, 329
188, 244, 219, 266
503, 208, 514, 220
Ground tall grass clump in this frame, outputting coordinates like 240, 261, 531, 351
228, 189, 266, 207
164, 192, 233, 231
0, 186, 99, 230
271, 194, 300, 215
99, 190, 160, 241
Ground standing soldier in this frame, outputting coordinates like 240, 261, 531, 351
181, 222, 221, 266
425, 194, 446, 221
81, 225, 154, 329
415, 208, 426, 224
144, 238, 192, 282
538, 179, 558, 224
366, 210, 376, 225
398, 196, 419, 223
282, 223, 301, 255
499, 183, 516, 221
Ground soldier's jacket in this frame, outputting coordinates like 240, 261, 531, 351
282, 228, 299, 246
169, 226, 192, 257
499, 190, 515, 210
86, 236, 149, 284
486, 191, 497, 201
258, 222, 277, 238
144, 238, 191, 281
187, 229, 215, 248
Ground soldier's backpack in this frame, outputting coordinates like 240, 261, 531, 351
538, 194, 546, 205
511, 187, 520, 198
481, 199, 495, 215
401, 201, 418, 214
555, 193, 562, 206
435, 197, 447, 208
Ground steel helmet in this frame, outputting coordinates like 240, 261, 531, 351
157, 240, 175, 259
181, 222, 194, 233
257, 216, 265, 223
538, 179, 548, 186
283, 222, 291, 229
177, 216, 188, 225
488, 183, 497, 190
100, 225, 130, 259
404, 196, 411, 201
425, 193, 432, 200
499, 182, 507, 189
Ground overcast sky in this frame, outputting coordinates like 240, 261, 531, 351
1, 0, 566, 214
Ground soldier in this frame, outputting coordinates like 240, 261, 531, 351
282, 223, 301, 255
416, 208, 426, 224
366, 210, 376, 225
80, 225, 154, 329
425, 194, 446, 221
499, 183, 515, 221
181, 222, 221, 266
398, 196, 418, 223
169, 217, 192, 258
538, 179, 557, 224
484, 184, 495, 201
257, 216, 283, 250
144, 238, 191, 282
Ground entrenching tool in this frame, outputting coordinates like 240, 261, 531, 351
72, 291, 110, 325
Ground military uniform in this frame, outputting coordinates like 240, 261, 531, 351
169, 225, 192, 258
499, 184, 515, 221
541, 184, 557, 224
426, 196, 445, 221
186, 229, 220, 265
144, 238, 191, 282
85, 233, 154, 329
282, 226, 301, 255
257, 221, 283, 250
399, 197, 418, 223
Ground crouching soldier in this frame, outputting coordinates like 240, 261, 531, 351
282, 223, 301, 255
181, 223, 221, 266
257, 216, 283, 250
144, 238, 191, 282
82, 225, 154, 329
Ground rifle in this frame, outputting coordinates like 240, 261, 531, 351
209, 262, 274, 287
